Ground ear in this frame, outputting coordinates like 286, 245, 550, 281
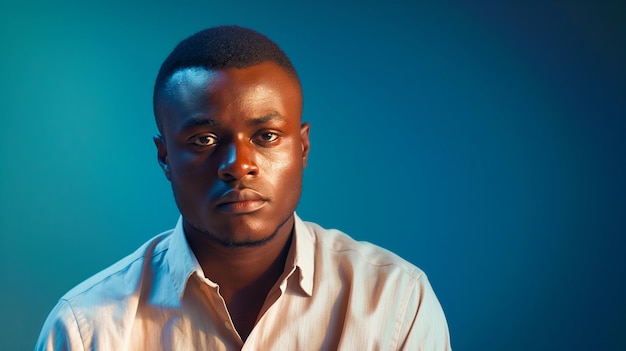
153, 135, 171, 181
300, 122, 311, 168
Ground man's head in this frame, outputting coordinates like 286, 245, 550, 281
153, 26, 310, 248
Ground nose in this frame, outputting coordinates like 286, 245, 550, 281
217, 140, 259, 182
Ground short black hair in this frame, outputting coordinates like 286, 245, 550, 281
153, 25, 299, 132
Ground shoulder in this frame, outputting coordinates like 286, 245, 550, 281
299, 219, 431, 301
302, 220, 424, 280
298, 219, 451, 349
61, 230, 173, 302
35, 230, 175, 350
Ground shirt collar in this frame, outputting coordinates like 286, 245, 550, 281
292, 213, 314, 296
166, 217, 205, 301
165, 213, 315, 301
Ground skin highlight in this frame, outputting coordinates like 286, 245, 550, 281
153, 62, 310, 339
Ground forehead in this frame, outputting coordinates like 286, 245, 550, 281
155, 63, 302, 135
159, 62, 301, 106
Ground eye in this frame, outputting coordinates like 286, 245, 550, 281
256, 132, 280, 144
190, 133, 219, 146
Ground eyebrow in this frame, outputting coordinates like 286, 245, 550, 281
180, 112, 286, 131
181, 117, 220, 130
248, 112, 286, 126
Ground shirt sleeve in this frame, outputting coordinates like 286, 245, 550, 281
398, 275, 452, 350
35, 299, 86, 351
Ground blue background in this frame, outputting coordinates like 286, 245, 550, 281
1, 1, 624, 350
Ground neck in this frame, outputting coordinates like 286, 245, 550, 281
184, 217, 294, 298
184, 216, 295, 340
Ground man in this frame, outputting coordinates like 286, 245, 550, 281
36, 25, 451, 350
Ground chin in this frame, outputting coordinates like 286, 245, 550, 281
219, 212, 294, 247
215, 231, 279, 248
186, 214, 273, 245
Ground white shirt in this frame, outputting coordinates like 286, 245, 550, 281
36, 214, 451, 350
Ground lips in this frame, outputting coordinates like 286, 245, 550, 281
215, 189, 268, 214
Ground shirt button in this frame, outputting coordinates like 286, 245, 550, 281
224, 321, 231, 330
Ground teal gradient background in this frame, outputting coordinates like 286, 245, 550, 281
1, 1, 624, 350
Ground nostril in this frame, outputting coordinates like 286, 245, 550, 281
217, 143, 258, 181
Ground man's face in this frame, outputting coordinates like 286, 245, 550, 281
154, 62, 310, 247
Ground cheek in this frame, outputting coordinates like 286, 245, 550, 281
170, 147, 203, 169
263, 146, 304, 187
169, 147, 216, 176
168, 152, 220, 198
